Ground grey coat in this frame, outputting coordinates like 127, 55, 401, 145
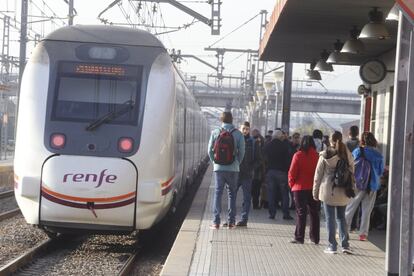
313, 148, 355, 206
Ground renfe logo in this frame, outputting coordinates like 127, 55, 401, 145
63, 169, 117, 188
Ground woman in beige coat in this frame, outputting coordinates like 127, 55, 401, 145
313, 131, 355, 254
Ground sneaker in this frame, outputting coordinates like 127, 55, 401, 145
228, 223, 236, 229
289, 239, 304, 244
283, 215, 294, 220
209, 224, 219, 230
323, 247, 337, 254
268, 215, 275, 219
310, 240, 319, 245
236, 221, 247, 227
342, 247, 353, 254
359, 234, 367, 241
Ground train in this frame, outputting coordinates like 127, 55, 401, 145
14, 25, 209, 235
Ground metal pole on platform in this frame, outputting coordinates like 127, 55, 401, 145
68, 0, 74, 25
281, 62, 292, 134
386, 11, 411, 276
265, 98, 269, 134
18, 0, 28, 88
274, 92, 279, 130
398, 12, 414, 276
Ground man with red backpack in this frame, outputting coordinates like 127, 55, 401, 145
208, 111, 245, 229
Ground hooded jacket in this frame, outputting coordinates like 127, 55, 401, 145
352, 146, 384, 191
313, 147, 355, 206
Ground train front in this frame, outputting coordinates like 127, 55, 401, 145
13, 26, 175, 234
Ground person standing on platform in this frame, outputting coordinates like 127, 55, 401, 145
345, 125, 360, 231
313, 131, 355, 254
251, 129, 265, 210
288, 135, 320, 244
290, 132, 301, 153
235, 122, 260, 227
313, 129, 326, 153
346, 125, 360, 153
345, 132, 384, 241
208, 111, 245, 230
264, 130, 293, 220
288, 132, 301, 209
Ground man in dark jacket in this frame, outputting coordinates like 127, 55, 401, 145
264, 129, 293, 220
236, 122, 260, 226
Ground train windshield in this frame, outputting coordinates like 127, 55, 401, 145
52, 62, 143, 125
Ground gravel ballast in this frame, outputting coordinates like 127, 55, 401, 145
0, 215, 48, 267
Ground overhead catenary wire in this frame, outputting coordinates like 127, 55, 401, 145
224, 52, 245, 67
208, 12, 261, 48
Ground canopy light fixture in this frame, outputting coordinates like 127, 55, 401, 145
359, 7, 390, 40
315, 50, 333, 71
386, 4, 399, 21
306, 62, 322, 81
327, 40, 350, 64
341, 26, 365, 54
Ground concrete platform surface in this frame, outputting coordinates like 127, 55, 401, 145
161, 168, 385, 276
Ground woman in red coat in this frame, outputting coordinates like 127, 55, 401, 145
288, 135, 320, 244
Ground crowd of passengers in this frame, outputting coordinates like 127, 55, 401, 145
207, 111, 386, 255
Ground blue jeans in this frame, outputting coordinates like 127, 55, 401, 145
323, 204, 349, 250
212, 171, 238, 225
266, 169, 290, 217
236, 178, 253, 222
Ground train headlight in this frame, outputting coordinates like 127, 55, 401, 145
50, 133, 66, 149
118, 137, 134, 153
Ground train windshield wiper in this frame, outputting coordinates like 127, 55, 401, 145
85, 100, 135, 131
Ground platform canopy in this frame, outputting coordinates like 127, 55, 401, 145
259, 0, 397, 64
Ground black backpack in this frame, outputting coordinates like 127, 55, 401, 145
213, 128, 236, 165
332, 158, 355, 198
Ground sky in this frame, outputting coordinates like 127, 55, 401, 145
1, 0, 362, 92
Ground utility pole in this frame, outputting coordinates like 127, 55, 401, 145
19, 0, 28, 87
68, 0, 74, 25
255, 10, 267, 91
1, 16, 10, 83
204, 47, 258, 90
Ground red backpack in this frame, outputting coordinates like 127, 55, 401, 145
213, 128, 237, 165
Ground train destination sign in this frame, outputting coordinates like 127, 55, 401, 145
58, 62, 141, 78
75, 64, 126, 76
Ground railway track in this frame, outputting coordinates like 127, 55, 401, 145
0, 189, 19, 222
0, 234, 140, 276
0, 208, 20, 221
0, 190, 14, 200
0, 238, 54, 275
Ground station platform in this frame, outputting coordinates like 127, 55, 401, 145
161, 166, 386, 276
